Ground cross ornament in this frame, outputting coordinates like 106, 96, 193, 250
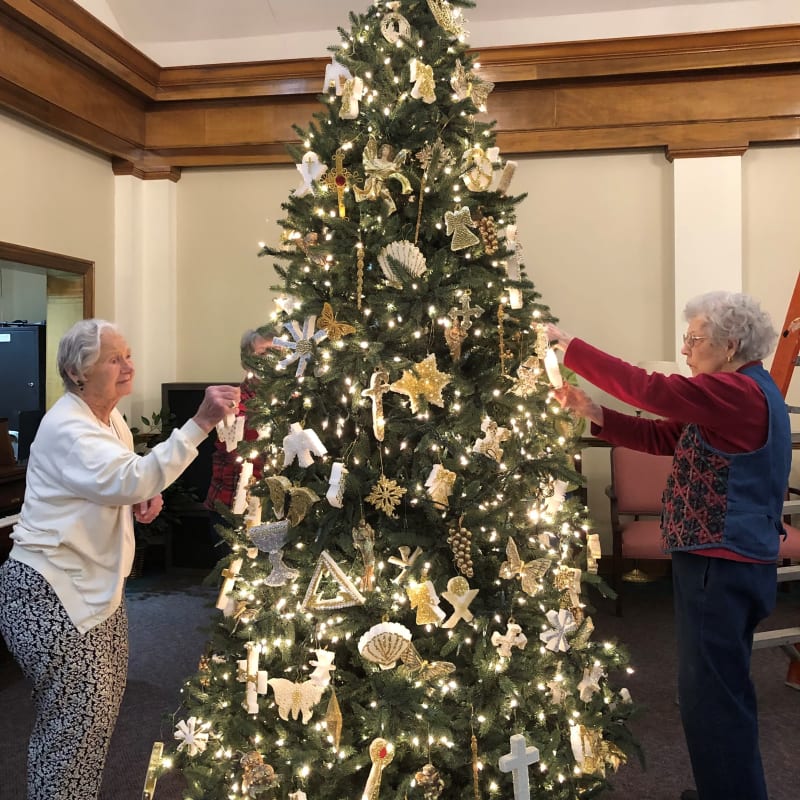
324, 148, 353, 218
361, 366, 390, 441
448, 291, 485, 331
498, 733, 540, 800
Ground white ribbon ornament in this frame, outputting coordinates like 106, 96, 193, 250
544, 348, 563, 389
539, 608, 578, 653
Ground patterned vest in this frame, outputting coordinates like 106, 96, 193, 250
661, 363, 791, 561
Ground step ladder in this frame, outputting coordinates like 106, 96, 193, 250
752, 272, 800, 677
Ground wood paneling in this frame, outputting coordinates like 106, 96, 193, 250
1, 1, 800, 178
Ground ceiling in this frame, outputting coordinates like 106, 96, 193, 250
95, 0, 717, 43
73, 0, 800, 65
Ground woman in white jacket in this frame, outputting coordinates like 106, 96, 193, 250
0, 318, 239, 800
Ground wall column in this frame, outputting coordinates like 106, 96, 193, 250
114, 177, 178, 421
671, 155, 744, 363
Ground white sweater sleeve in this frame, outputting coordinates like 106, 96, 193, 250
59, 417, 207, 506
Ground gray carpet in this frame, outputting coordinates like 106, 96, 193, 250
0, 572, 798, 800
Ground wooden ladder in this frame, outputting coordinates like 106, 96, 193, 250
752, 272, 800, 676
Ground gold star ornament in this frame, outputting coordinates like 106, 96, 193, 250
389, 354, 451, 413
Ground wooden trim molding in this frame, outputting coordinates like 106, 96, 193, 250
0, 240, 94, 317
1, 0, 799, 177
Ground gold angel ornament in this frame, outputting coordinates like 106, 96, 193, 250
353, 136, 412, 215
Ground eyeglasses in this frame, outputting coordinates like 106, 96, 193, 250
682, 333, 708, 348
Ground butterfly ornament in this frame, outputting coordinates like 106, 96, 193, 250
499, 537, 551, 596
317, 302, 356, 341
267, 677, 326, 724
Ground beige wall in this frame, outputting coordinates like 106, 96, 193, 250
176, 166, 297, 381
0, 111, 116, 317
3, 109, 799, 547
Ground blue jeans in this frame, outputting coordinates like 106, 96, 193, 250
672, 551, 776, 800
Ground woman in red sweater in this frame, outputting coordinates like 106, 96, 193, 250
545, 291, 790, 800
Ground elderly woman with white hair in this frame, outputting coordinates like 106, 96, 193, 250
0, 318, 239, 800
546, 291, 791, 800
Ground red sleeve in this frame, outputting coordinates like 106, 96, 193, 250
590, 408, 685, 455
565, 338, 768, 454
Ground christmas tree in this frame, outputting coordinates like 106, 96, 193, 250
156, 2, 638, 798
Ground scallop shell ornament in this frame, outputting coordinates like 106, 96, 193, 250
358, 621, 412, 669
377, 240, 427, 286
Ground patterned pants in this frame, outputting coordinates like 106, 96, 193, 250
0, 559, 128, 800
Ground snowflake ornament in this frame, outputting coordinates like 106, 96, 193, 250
366, 474, 407, 518
273, 316, 328, 377
174, 717, 211, 756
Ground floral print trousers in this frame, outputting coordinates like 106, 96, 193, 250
0, 559, 128, 800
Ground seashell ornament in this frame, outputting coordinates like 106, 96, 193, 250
377, 240, 427, 286
358, 621, 412, 669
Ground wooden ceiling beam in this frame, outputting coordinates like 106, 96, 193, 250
1, 0, 799, 177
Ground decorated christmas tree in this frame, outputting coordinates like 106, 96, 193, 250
154, 2, 638, 798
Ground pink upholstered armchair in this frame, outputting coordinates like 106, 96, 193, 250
606, 446, 673, 616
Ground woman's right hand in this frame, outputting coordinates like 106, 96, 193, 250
552, 384, 604, 427
192, 385, 241, 433
544, 322, 574, 352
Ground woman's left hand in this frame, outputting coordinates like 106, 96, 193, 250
134, 494, 164, 524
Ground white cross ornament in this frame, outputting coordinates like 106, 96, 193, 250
491, 621, 528, 657
499, 733, 539, 800
361, 367, 390, 442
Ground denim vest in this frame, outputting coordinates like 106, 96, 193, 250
661, 363, 791, 561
